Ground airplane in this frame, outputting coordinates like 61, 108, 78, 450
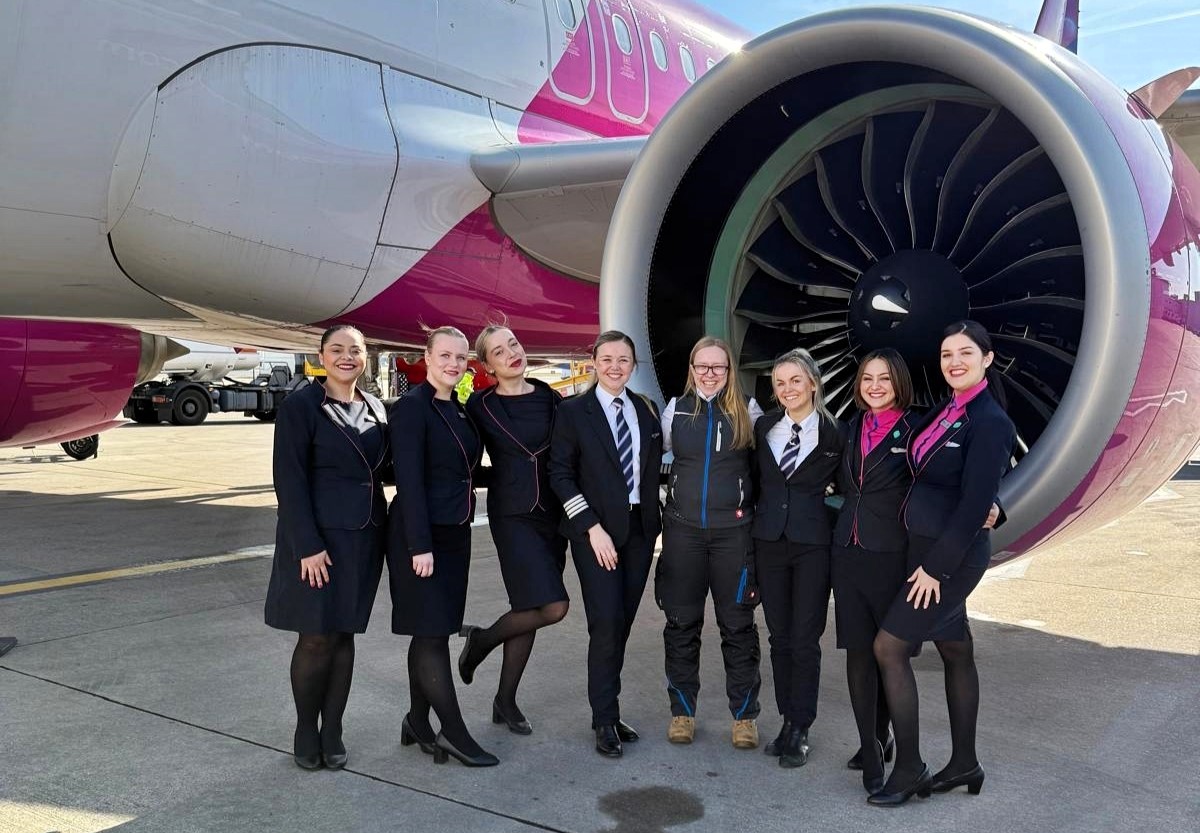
1, 0, 1198, 561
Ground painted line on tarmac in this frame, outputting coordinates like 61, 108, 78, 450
0, 545, 272, 597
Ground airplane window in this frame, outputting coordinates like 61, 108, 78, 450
556, 0, 578, 31
680, 44, 696, 82
650, 30, 668, 71
706, 57, 716, 71
612, 14, 633, 55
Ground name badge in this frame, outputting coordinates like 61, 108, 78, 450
946, 441, 961, 448
890, 447, 906, 454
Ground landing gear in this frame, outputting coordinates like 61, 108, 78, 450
61, 435, 100, 460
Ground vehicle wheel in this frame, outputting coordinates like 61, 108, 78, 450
132, 408, 160, 424
171, 389, 209, 426
252, 410, 276, 422
61, 435, 99, 460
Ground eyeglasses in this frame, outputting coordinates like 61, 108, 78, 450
692, 364, 729, 376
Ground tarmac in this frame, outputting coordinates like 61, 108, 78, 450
1, 413, 1197, 833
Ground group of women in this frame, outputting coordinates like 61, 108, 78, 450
263, 317, 1015, 807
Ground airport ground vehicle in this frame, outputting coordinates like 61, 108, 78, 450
123, 365, 305, 426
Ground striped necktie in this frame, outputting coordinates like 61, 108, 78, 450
613, 397, 636, 495
779, 422, 802, 477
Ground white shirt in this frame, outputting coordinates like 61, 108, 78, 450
661, 392, 765, 454
594, 384, 641, 503
766, 409, 821, 472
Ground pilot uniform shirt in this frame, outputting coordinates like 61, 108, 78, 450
766, 408, 821, 469
594, 384, 641, 505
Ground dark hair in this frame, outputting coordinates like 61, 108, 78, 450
319, 324, 364, 351
941, 320, 1007, 410
592, 330, 637, 364
853, 348, 914, 412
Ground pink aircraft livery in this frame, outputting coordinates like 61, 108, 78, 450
2, 0, 1199, 560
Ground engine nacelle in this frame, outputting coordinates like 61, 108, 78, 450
0, 319, 184, 446
602, 7, 1200, 559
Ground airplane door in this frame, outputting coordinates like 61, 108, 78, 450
543, 0, 594, 104
602, 0, 649, 124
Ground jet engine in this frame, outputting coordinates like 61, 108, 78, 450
0, 319, 185, 446
601, 7, 1200, 558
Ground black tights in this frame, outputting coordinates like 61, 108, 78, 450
873, 629, 980, 790
845, 648, 892, 777
407, 636, 482, 756
464, 601, 569, 713
290, 633, 355, 754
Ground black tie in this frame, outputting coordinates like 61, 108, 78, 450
613, 398, 635, 495
779, 422, 802, 477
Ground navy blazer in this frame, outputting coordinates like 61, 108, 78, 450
751, 409, 845, 545
548, 386, 663, 547
388, 382, 483, 557
833, 409, 920, 552
903, 389, 1015, 580
272, 380, 390, 561
465, 378, 563, 518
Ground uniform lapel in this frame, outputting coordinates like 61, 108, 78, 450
861, 411, 908, 478
584, 387, 625, 473
788, 414, 831, 482
630, 392, 658, 478
913, 408, 971, 474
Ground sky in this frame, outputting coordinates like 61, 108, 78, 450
701, 1, 1200, 92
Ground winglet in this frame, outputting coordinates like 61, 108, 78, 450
1034, 0, 1079, 54
1133, 68, 1200, 118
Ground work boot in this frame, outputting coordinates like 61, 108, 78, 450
731, 718, 759, 749
667, 716, 695, 744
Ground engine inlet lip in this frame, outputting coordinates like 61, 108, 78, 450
601, 6, 1151, 553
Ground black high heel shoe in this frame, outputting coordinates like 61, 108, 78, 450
930, 763, 985, 795
321, 727, 348, 770
867, 765, 932, 807
433, 732, 499, 767
400, 714, 439, 757
862, 740, 886, 796
848, 733, 895, 769
293, 727, 322, 771
457, 626, 482, 685
492, 697, 532, 735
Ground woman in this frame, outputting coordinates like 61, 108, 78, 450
264, 324, 390, 771
868, 321, 1016, 806
657, 336, 764, 748
831, 349, 918, 793
548, 330, 663, 759
751, 348, 844, 769
387, 326, 497, 767
459, 325, 569, 734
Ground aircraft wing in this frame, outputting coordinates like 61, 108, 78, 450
471, 137, 646, 282
1158, 88, 1200, 173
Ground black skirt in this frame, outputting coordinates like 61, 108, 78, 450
830, 544, 907, 650
880, 533, 988, 643
490, 510, 569, 610
264, 523, 386, 634
388, 524, 471, 636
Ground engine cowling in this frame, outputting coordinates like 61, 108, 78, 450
601, 7, 1200, 559
0, 319, 184, 446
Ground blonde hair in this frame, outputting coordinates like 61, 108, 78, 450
680, 337, 753, 449
474, 324, 513, 372
422, 324, 468, 352
772, 348, 833, 423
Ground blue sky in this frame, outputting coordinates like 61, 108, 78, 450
703, 1, 1199, 91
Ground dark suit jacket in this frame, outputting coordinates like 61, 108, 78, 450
903, 389, 1015, 579
751, 409, 845, 545
388, 382, 483, 557
272, 380, 390, 561
833, 409, 920, 551
465, 378, 562, 518
548, 386, 663, 547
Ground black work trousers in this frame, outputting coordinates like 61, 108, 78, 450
657, 519, 761, 719
570, 508, 653, 727
754, 537, 831, 729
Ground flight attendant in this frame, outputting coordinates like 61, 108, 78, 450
831, 349, 918, 794
657, 336, 764, 748
459, 325, 569, 734
264, 324, 390, 771
751, 348, 844, 769
868, 320, 1016, 806
387, 326, 497, 767
548, 330, 663, 758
